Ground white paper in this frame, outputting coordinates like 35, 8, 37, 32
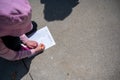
29, 26, 56, 50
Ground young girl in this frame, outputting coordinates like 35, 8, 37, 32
0, 0, 45, 61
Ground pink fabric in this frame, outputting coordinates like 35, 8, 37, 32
0, 39, 34, 61
0, 0, 32, 37
0, 0, 36, 61
0, 36, 36, 61
20, 34, 29, 43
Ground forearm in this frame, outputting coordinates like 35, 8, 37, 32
12, 49, 36, 61
20, 34, 29, 44
0, 39, 36, 61
0, 47, 35, 61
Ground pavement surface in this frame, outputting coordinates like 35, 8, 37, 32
0, 0, 120, 80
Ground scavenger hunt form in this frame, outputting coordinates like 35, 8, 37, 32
29, 26, 56, 50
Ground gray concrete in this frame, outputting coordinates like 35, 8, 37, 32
23, 0, 120, 80
0, 0, 120, 80
25, 0, 120, 80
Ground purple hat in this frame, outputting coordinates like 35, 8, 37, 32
0, 0, 32, 37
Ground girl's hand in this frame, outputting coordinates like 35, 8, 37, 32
25, 40, 38, 49
34, 43, 45, 53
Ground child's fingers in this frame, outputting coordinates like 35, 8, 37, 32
39, 43, 45, 49
34, 43, 45, 53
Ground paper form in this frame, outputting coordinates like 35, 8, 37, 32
29, 26, 56, 50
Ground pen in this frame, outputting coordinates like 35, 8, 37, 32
21, 44, 29, 50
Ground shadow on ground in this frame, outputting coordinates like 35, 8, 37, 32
0, 57, 32, 80
40, 0, 79, 21
0, 51, 44, 80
